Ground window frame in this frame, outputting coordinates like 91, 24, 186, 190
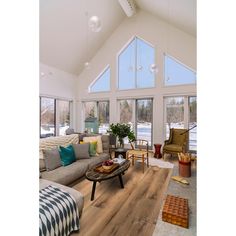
163, 53, 196, 87
117, 36, 156, 91
88, 65, 110, 93
40, 96, 72, 138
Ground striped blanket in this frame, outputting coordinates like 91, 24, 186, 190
39, 185, 80, 236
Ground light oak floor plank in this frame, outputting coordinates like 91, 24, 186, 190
71, 162, 172, 236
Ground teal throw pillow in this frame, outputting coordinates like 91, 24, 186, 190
59, 145, 76, 166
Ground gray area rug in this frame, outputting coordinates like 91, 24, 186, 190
152, 158, 197, 236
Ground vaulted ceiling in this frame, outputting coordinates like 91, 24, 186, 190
40, 0, 196, 76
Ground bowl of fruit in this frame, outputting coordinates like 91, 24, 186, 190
102, 160, 114, 170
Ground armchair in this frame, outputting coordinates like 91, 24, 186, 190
163, 128, 189, 160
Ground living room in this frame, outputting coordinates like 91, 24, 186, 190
1, 0, 235, 236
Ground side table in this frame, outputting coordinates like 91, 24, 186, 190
114, 148, 128, 159
154, 144, 162, 158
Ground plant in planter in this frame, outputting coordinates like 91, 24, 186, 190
108, 123, 136, 148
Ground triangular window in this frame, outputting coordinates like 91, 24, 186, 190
118, 36, 155, 90
164, 55, 196, 86
89, 66, 110, 92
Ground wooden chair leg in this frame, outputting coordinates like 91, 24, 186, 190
147, 156, 149, 167
142, 154, 144, 173
132, 154, 134, 166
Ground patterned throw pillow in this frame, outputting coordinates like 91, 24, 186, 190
83, 136, 103, 154
59, 145, 76, 166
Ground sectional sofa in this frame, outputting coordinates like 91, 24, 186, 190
39, 133, 111, 216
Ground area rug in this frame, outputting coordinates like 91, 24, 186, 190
136, 157, 174, 169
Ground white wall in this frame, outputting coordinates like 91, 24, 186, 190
76, 10, 196, 146
40, 63, 77, 128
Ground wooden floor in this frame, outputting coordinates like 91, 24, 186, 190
71, 162, 172, 236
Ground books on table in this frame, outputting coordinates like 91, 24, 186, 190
113, 156, 126, 165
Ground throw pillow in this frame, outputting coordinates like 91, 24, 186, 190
72, 143, 90, 160
43, 148, 62, 171
83, 136, 103, 154
89, 141, 97, 156
59, 145, 76, 166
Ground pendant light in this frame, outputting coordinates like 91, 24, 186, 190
84, 12, 90, 69
88, 16, 102, 32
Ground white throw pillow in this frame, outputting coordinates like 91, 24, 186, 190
83, 136, 103, 154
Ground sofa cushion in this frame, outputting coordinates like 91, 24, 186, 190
72, 143, 90, 160
59, 145, 76, 166
41, 160, 89, 185
83, 136, 103, 154
43, 148, 62, 171
40, 159, 46, 172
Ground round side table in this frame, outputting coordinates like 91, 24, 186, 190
154, 144, 162, 158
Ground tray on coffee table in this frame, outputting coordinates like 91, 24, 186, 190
94, 163, 120, 174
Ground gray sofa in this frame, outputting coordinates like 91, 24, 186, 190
40, 134, 110, 186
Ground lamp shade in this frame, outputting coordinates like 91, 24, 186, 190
88, 16, 102, 32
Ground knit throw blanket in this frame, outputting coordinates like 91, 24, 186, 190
39, 134, 79, 159
39, 185, 80, 236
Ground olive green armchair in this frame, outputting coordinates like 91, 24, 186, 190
163, 128, 189, 160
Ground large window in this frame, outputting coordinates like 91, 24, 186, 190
40, 97, 72, 138
165, 97, 184, 139
164, 54, 196, 86
164, 96, 197, 152
118, 37, 155, 90
58, 100, 70, 136
189, 96, 197, 151
118, 98, 153, 147
89, 66, 110, 93
83, 101, 109, 134
40, 97, 55, 138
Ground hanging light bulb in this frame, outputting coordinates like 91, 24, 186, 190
84, 61, 90, 69
88, 16, 102, 32
150, 63, 158, 73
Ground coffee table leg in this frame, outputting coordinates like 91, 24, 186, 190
91, 181, 97, 201
118, 174, 124, 188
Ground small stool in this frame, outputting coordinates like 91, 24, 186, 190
154, 144, 162, 158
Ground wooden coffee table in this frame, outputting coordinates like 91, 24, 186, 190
85, 160, 130, 201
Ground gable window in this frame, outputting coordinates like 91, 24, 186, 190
40, 97, 72, 138
89, 66, 110, 92
164, 54, 196, 86
118, 36, 155, 90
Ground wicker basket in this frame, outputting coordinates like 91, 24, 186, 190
162, 195, 189, 228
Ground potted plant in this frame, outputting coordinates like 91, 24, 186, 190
108, 123, 136, 149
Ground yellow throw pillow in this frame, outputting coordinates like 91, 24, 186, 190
83, 136, 103, 154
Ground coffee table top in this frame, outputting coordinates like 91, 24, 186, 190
85, 159, 130, 181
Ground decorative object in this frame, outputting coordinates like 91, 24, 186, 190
108, 123, 135, 148
102, 160, 114, 170
162, 194, 189, 228
88, 15, 102, 32
171, 176, 189, 185
150, 63, 158, 73
153, 143, 162, 158
178, 152, 191, 177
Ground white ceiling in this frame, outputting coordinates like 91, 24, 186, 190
40, 0, 196, 75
